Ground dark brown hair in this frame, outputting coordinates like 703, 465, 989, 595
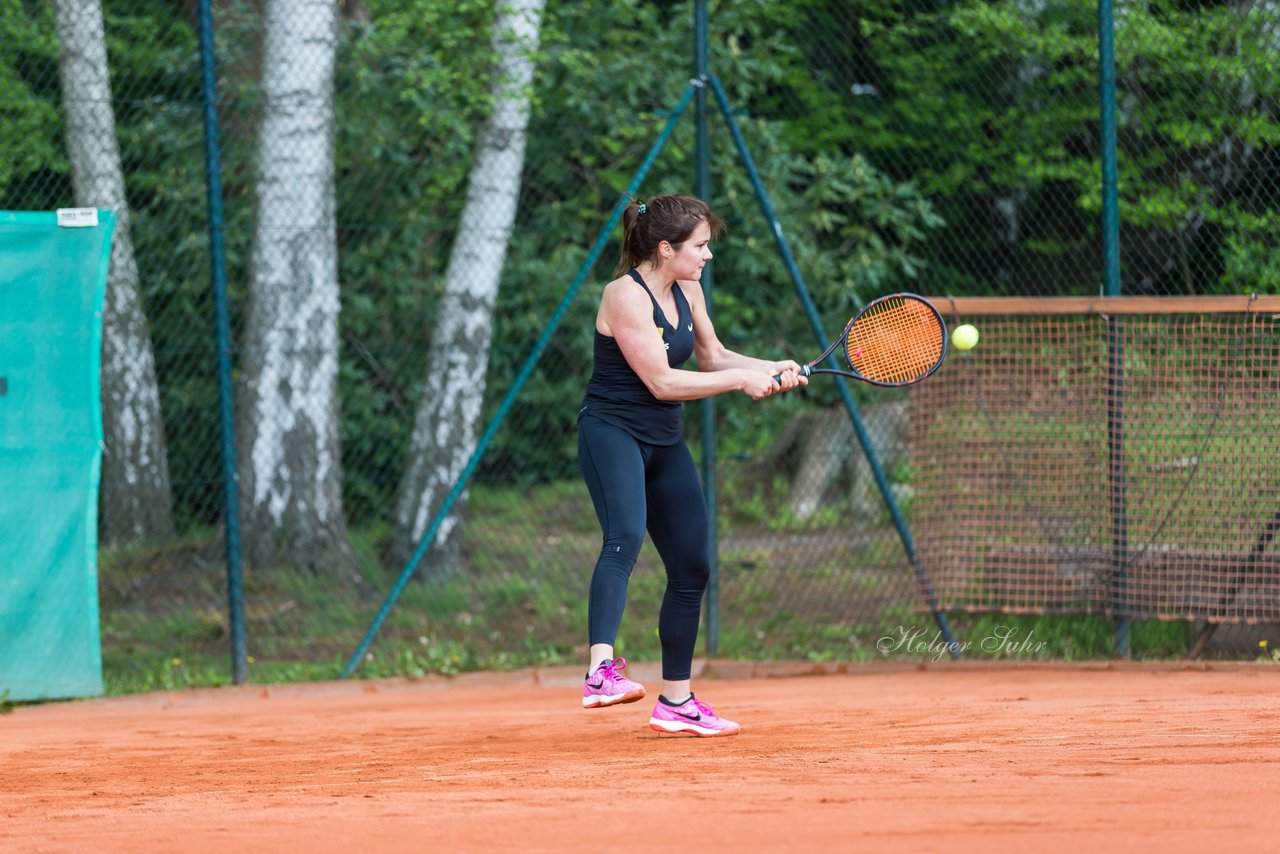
614, 194, 725, 275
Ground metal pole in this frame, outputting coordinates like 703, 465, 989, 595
1099, 0, 1129, 658
196, 0, 247, 683
693, 0, 719, 656
1099, 0, 1121, 295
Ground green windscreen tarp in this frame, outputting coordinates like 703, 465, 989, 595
1, 209, 115, 701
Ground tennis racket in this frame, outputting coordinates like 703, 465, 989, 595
775, 293, 948, 388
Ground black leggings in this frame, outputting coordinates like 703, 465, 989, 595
578, 414, 710, 681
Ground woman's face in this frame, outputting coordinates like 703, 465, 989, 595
663, 220, 713, 280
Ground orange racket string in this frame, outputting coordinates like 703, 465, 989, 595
846, 297, 944, 384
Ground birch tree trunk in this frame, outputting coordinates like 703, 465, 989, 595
238, 0, 351, 573
55, 0, 175, 544
388, 0, 545, 578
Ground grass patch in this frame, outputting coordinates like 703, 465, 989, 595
95, 479, 1224, 697
946, 613, 1194, 661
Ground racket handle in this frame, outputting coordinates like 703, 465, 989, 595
771, 364, 812, 384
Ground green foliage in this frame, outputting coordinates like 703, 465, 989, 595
0, 0, 65, 205
428, 0, 948, 486
329, 0, 501, 520
849, 0, 1279, 296
2, 0, 1275, 600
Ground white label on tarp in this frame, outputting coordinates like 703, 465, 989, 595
56, 208, 99, 228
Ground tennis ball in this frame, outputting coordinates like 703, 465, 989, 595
951, 323, 980, 351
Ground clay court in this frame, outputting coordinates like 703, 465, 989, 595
4, 661, 1277, 852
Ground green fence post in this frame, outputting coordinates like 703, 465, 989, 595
1099, 0, 1130, 659
693, 0, 719, 657
197, 0, 246, 683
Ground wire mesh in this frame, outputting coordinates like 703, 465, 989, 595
912, 300, 1280, 623
1, 0, 1277, 688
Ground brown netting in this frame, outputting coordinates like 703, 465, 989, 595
910, 297, 1280, 623
847, 296, 945, 385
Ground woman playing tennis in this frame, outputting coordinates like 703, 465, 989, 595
577, 193, 806, 736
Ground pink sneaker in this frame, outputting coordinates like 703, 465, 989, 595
648, 694, 740, 737
582, 658, 646, 708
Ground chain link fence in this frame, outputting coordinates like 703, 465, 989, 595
2, 0, 1276, 691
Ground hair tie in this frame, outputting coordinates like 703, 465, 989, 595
637, 203, 647, 215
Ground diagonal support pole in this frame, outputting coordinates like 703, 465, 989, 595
341, 83, 699, 678
708, 74, 960, 657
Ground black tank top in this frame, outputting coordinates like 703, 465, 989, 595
579, 268, 695, 445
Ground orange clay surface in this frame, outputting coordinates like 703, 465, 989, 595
4, 661, 1278, 853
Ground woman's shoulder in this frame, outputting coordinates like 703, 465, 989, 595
598, 275, 652, 326
602, 274, 647, 304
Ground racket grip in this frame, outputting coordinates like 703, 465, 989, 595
771, 364, 812, 384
